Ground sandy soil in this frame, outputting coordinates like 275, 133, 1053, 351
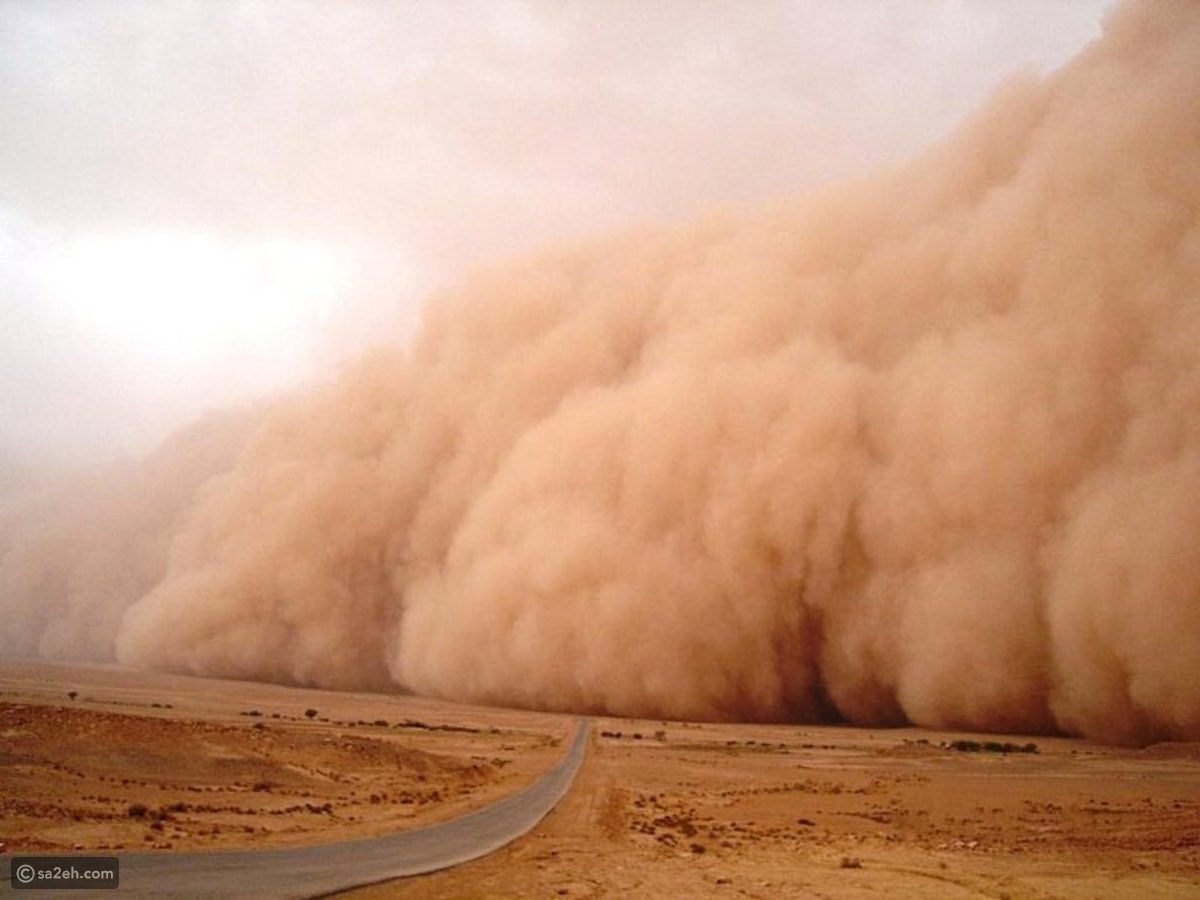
342, 719, 1200, 899
0, 660, 567, 853
2, 661, 1197, 898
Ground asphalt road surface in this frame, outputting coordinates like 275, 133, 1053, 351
5, 718, 590, 899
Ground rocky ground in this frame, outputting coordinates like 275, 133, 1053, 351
2, 661, 1198, 898
0, 660, 565, 853
343, 720, 1200, 898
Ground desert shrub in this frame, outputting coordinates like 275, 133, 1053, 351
947, 739, 1039, 754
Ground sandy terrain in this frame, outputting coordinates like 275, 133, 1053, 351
0, 660, 567, 854
342, 720, 1200, 899
2, 661, 1198, 898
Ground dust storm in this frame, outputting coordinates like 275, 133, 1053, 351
2, 0, 1198, 745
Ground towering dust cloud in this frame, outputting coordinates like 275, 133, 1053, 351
3, 0, 1199, 744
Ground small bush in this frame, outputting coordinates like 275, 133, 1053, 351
305, 708, 318, 719
127, 803, 149, 818
946, 739, 1039, 754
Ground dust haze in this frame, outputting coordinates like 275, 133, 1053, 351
2, 0, 1198, 745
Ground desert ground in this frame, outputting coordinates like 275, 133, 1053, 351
2, 661, 1198, 898
343, 721, 1199, 899
0, 660, 566, 854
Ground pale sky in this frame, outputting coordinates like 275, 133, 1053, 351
0, 0, 1113, 471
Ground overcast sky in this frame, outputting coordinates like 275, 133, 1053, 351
0, 0, 1114, 471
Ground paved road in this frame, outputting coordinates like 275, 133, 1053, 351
5, 719, 590, 899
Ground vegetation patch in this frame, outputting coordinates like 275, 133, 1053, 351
944, 739, 1038, 754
